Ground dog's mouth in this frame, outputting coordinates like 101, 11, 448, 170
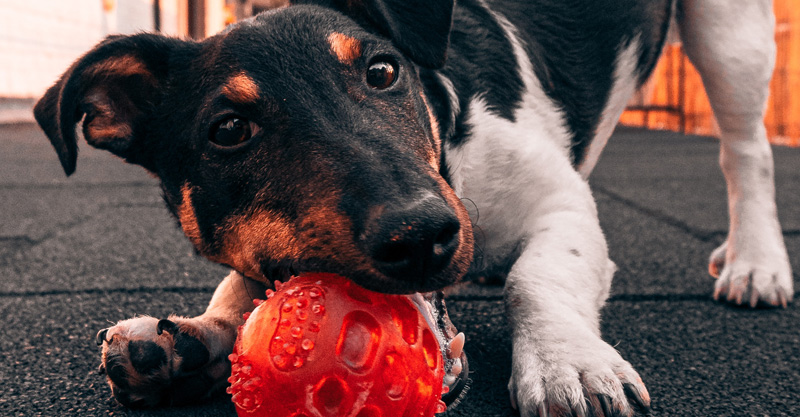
408, 291, 469, 409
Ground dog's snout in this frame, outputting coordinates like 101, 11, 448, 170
364, 196, 460, 284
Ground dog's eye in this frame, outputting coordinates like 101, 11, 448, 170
366, 60, 397, 89
211, 116, 254, 147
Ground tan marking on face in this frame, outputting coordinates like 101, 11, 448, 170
433, 172, 474, 277
302, 202, 363, 262
219, 191, 380, 282
222, 72, 261, 104
178, 184, 204, 249
297, 195, 386, 283
419, 92, 442, 170
328, 32, 362, 64
214, 208, 302, 280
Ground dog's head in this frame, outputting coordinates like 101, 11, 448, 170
34, 0, 472, 294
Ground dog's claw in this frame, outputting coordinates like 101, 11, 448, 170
156, 318, 178, 335
596, 394, 613, 417
777, 287, 789, 308
95, 328, 110, 346
749, 288, 760, 308
623, 383, 650, 415
712, 283, 725, 301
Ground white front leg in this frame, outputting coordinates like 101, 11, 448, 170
447, 102, 650, 415
504, 209, 648, 417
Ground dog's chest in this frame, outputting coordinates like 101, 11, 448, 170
437, 0, 666, 273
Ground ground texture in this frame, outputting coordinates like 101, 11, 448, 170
1, 124, 798, 416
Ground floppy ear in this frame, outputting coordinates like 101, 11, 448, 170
301, 0, 455, 68
34, 34, 185, 175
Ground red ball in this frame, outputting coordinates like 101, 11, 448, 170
227, 273, 447, 417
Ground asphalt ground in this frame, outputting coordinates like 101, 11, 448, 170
0, 123, 798, 416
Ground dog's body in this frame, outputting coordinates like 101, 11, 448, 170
34, 0, 792, 415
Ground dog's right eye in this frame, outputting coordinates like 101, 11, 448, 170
366, 59, 398, 89
210, 116, 255, 147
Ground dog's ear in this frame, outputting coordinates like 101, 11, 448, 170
34, 34, 186, 175
302, 0, 455, 68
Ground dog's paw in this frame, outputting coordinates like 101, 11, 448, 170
96, 316, 232, 407
709, 241, 793, 308
508, 335, 650, 417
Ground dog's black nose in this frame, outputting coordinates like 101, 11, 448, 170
364, 195, 460, 284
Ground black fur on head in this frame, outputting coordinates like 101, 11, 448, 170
33, 1, 472, 294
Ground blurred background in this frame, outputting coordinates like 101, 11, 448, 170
0, 0, 798, 146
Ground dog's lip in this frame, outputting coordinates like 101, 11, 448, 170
407, 291, 469, 408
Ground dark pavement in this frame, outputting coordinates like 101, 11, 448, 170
1, 123, 798, 416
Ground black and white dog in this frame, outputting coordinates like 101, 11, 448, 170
34, 0, 792, 415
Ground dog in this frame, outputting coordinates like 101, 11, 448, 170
33, 0, 792, 415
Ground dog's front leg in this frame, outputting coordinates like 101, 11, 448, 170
96, 271, 266, 407
505, 209, 650, 417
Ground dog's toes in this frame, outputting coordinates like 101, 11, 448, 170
97, 315, 227, 407
715, 267, 792, 309
509, 337, 649, 417
709, 241, 793, 308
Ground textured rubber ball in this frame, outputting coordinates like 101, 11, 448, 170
228, 273, 447, 417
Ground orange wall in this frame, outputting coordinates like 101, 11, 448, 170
621, 0, 800, 147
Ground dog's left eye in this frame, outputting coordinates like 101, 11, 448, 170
366, 60, 398, 89
211, 116, 256, 147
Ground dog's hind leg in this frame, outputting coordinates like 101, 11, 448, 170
96, 271, 266, 407
677, 0, 792, 307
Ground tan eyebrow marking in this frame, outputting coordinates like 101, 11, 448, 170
328, 32, 362, 64
222, 72, 261, 104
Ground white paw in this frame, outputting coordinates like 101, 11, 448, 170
508, 335, 650, 417
709, 241, 793, 308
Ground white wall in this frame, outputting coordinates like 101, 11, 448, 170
0, 0, 157, 99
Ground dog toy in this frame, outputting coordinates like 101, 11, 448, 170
227, 273, 447, 417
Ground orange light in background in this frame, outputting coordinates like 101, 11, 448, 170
102, 0, 116, 12
224, 3, 236, 26
621, 0, 800, 147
